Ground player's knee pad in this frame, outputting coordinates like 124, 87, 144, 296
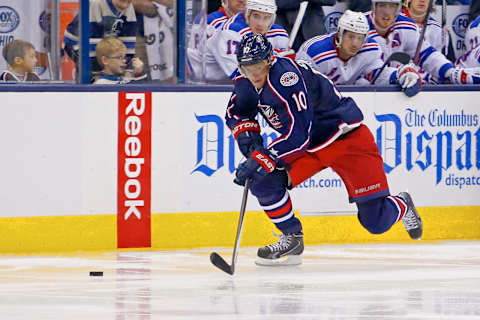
356, 197, 393, 235
250, 169, 289, 203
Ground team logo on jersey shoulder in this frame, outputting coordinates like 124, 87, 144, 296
280, 72, 298, 87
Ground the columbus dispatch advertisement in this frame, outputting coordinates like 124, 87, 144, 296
162, 91, 480, 216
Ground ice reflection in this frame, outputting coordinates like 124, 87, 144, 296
0, 242, 478, 319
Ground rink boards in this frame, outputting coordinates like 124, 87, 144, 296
0, 88, 479, 253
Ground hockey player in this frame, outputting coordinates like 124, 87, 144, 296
188, 0, 246, 81
62, 0, 137, 76
366, 0, 470, 84
454, 11, 480, 81
206, 0, 247, 38
401, 0, 450, 55
296, 10, 422, 97
226, 33, 423, 265
203, 0, 289, 82
465, 15, 480, 52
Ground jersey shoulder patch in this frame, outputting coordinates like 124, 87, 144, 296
280, 71, 299, 86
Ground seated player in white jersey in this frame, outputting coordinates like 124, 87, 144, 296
465, 15, 480, 52
453, 14, 480, 83
187, 0, 246, 81
401, 0, 452, 57
203, 0, 290, 82
367, 0, 477, 84
296, 10, 422, 97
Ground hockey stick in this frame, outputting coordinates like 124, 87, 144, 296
371, 52, 411, 84
210, 179, 249, 275
288, 1, 308, 48
413, 0, 434, 65
441, 0, 447, 56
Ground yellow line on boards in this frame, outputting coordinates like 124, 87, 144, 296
0, 206, 478, 254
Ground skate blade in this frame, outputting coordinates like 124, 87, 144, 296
255, 255, 302, 266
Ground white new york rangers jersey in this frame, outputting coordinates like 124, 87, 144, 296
296, 33, 397, 85
187, 8, 229, 81
204, 12, 289, 81
456, 45, 480, 68
366, 12, 453, 81
465, 16, 480, 51
402, 9, 445, 52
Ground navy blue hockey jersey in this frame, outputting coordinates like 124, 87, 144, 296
226, 57, 364, 159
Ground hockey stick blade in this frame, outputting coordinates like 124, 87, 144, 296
390, 52, 411, 65
210, 252, 233, 275
371, 52, 411, 84
209, 180, 249, 275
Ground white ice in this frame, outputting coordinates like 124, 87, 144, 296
0, 241, 479, 319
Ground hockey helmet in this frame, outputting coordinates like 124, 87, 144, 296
336, 10, 370, 47
237, 33, 273, 67
245, 0, 277, 27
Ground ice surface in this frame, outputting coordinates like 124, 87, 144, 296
0, 241, 479, 319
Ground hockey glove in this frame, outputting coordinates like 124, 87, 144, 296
397, 63, 422, 97
234, 149, 277, 186
232, 121, 263, 157
447, 67, 480, 84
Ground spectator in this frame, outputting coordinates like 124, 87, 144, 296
202, 0, 290, 82
275, 0, 336, 51
134, 0, 175, 82
63, 0, 137, 78
1, 39, 40, 82
93, 36, 146, 84
296, 10, 422, 96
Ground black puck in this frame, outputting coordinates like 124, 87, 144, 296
89, 271, 103, 277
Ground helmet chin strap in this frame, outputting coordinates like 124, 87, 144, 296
334, 34, 342, 48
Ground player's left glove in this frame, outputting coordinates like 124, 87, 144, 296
446, 67, 480, 84
234, 149, 278, 186
397, 63, 422, 97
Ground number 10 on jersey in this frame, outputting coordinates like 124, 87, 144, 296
292, 91, 307, 111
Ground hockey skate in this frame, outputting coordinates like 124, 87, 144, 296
255, 231, 304, 266
397, 192, 423, 240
